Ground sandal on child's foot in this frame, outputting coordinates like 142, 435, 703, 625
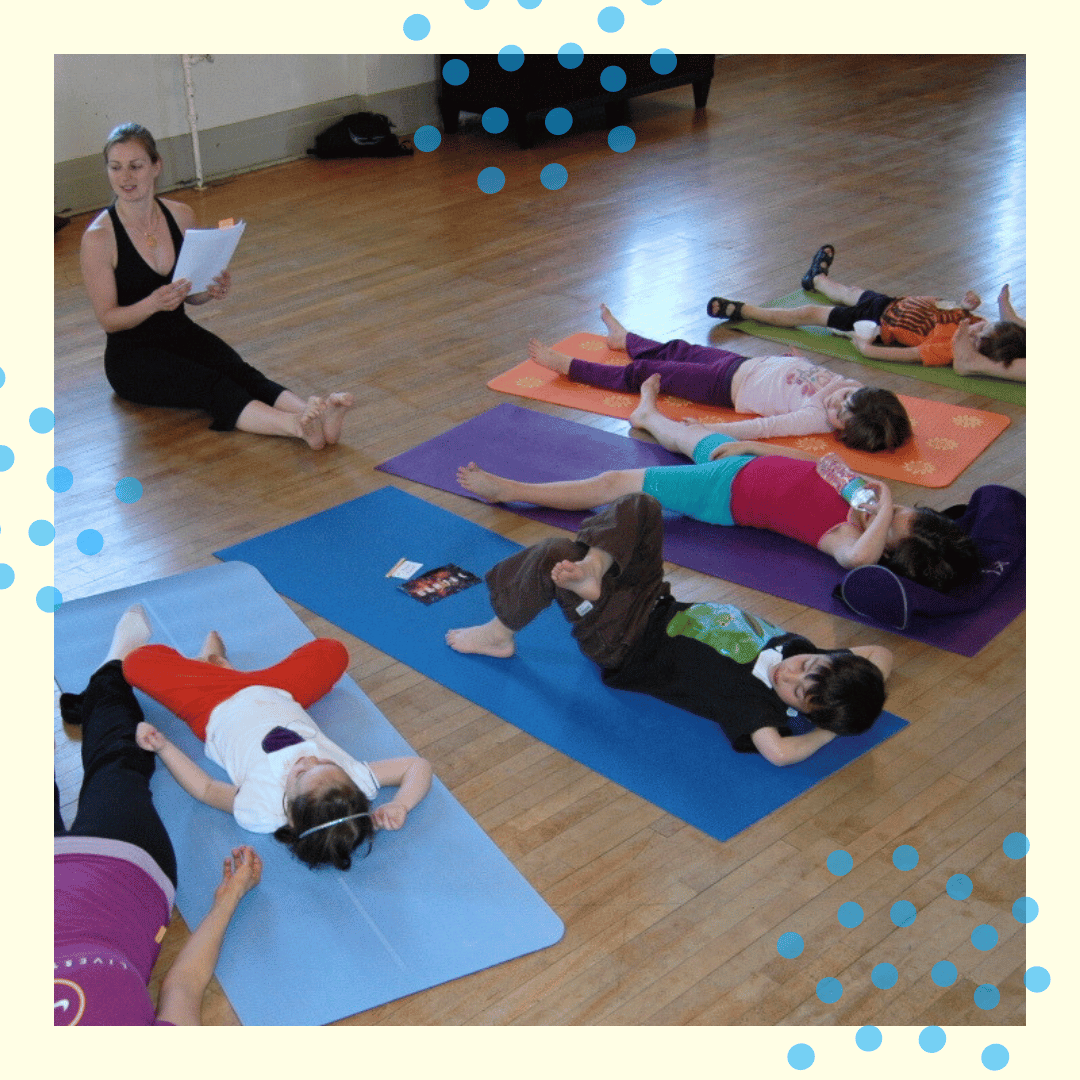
707, 297, 744, 320
801, 244, 835, 291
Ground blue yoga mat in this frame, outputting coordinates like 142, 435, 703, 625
54, 561, 564, 1026
215, 487, 909, 843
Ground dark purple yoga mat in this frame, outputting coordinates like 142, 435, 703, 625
376, 405, 1024, 656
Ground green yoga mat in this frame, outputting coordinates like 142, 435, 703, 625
730, 291, 1025, 407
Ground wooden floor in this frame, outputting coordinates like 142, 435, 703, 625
53, 55, 1025, 1026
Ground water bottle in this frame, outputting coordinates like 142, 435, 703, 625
816, 453, 878, 511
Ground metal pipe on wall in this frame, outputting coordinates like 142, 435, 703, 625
180, 54, 212, 189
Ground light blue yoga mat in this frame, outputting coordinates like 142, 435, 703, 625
54, 561, 564, 1026
214, 487, 910, 843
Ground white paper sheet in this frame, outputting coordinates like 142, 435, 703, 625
173, 220, 246, 293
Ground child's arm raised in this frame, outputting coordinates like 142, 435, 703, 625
136, 722, 238, 813
751, 725, 837, 766
368, 756, 434, 830
818, 480, 895, 569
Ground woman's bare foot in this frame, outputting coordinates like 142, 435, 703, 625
628, 373, 662, 429
446, 619, 516, 658
298, 397, 327, 450
551, 557, 604, 602
105, 604, 152, 662
457, 462, 515, 502
322, 392, 355, 445
599, 303, 628, 350
527, 339, 573, 375
198, 630, 231, 668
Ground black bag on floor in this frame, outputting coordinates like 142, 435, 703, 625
308, 111, 413, 158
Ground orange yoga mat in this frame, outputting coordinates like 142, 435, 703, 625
486, 333, 1011, 488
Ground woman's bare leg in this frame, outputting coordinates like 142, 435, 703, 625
272, 390, 310, 414
236, 397, 327, 449
628, 375, 714, 457
456, 463, 647, 510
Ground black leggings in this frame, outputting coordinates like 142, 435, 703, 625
55, 661, 178, 887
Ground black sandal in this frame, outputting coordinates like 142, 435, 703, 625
707, 297, 744, 320
801, 244, 835, 291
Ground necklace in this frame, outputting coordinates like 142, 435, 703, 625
119, 202, 159, 247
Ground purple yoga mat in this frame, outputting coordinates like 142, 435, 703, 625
376, 405, 1024, 656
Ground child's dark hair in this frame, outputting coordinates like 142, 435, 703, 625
802, 651, 886, 736
274, 781, 375, 870
103, 122, 160, 163
838, 388, 912, 452
882, 508, 981, 592
978, 322, 1026, 367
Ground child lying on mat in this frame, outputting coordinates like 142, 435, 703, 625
707, 245, 1026, 383
447, 493, 893, 766
457, 383, 981, 592
124, 629, 433, 870
529, 304, 911, 451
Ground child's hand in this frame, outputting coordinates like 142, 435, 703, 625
708, 440, 750, 461
214, 846, 263, 906
864, 479, 891, 513
136, 721, 166, 752
372, 801, 409, 831
783, 345, 806, 358
961, 290, 981, 311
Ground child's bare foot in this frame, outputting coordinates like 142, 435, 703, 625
528, 340, 572, 375
105, 604, 152, 662
551, 558, 604, 602
322, 392, 355, 445
628, 373, 662, 429
599, 303, 628, 350
298, 397, 327, 450
457, 462, 514, 502
198, 630, 231, 668
446, 620, 516, 658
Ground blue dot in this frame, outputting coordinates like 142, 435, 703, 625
931, 961, 957, 987
482, 108, 509, 134
558, 43, 584, 69
650, 49, 677, 75
545, 107, 572, 135
540, 163, 568, 191
816, 977, 843, 1004
601, 65, 626, 92
971, 924, 998, 951
1024, 966, 1050, 992
47, 466, 74, 492
919, 1027, 946, 1054
477, 167, 506, 194
1003, 832, 1029, 859
29, 520, 55, 546
0, 564, 13, 589
608, 125, 636, 153
464, 0, 488, 7
0, 445, 12, 471
518, 0, 541, 7
891, 900, 917, 927
827, 850, 853, 876
413, 125, 442, 152
893, 844, 919, 871
946, 873, 973, 900
777, 931, 804, 959
1012, 896, 1037, 924
402, 14, 430, 40
641, 0, 662, 5
115, 477, 143, 503
0, 365, 4, 387
855, 1026, 882, 1052
975, 983, 1000, 1010
77, 529, 104, 556
787, 1044, 814, 1071
30, 407, 55, 433
837, 901, 864, 928
498, 46, 524, 72
37, 586, 62, 612
442, 59, 469, 85
982, 1044, 1009, 1071
871, 963, 898, 989
597, 5, 624, 32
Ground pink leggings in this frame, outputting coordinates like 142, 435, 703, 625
122, 638, 349, 740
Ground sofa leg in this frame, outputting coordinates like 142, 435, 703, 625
692, 78, 712, 109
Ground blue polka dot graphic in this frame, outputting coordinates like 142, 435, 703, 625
787, 1044, 814, 1071
837, 901, 864, 928
37, 586, 62, 613
518, 0, 542, 7
892, 844, 919, 871
871, 963, 898, 989
1013, 896, 1037, 923
816, 977, 843, 1004
540, 164, 568, 190
477, 167, 506, 194
982, 1045, 1009, 1071
856, 1026, 882, 1052
776, 931, 803, 959
0, 365, 5, 388
598, 6, 624, 32
641, 0, 662, 5
1024, 966, 1050, 992
827, 849, 853, 876
442, 59, 469, 86
29, 520, 55, 546
0, 445, 12, 471
558, 43, 584, 68
482, 108, 509, 134
890, 900, 917, 927
601, 65, 626, 92
413, 126, 442, 152
947, 873, 973, 900
931, 960, 958, 987
1002, 832, 1029, 859
0, 565, 13, 589
30, 407, 55, 433
650, 49, 677, 75
974, 983, 1000, 1010
402, 14, 430, 40
919, 1027, 946, 1054
498, 46, 525, 72
971, 924, 998, 951
545, 108, 572, 135
116, 477, 143, 503
77, 529, 104, 556
464, 0, 488, 8
608, 126, 636, 153
48, 466, 73, 492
